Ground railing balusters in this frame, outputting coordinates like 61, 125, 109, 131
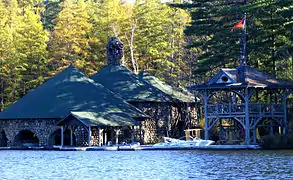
207, 102, 284, 117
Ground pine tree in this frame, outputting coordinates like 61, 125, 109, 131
0, 0, 49, 109
0, 0, 25, 108
17, 7, 49, 94
49, 0, 92, 72
134, 0, 189, 84
43, 0, 63, 31
182, 0, 293, 82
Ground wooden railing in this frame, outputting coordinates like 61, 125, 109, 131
207, 103, 284, 117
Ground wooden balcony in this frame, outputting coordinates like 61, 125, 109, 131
207, 103, 284, 118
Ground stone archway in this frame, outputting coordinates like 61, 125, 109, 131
14, 130, 40, 147
48, 129, 76, 146
0, 130, 8, 147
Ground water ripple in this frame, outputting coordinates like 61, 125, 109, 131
0, 150, 292, 179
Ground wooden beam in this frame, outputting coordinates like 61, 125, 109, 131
244, 88, 251, 145
203, 91, 209, 140
104, 130, 107, 145
88, 126, 91, 147
115, 128, 120, 145
70, 128, 73, 146
98, 128, 103, 146
252, 128, 257, 144
61, 126, 64, 147
282, 98, 287, 135
131, 126, 135, 143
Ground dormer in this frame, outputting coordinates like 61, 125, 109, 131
207, 69, 237, 85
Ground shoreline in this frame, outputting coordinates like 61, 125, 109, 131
0, 144, 262, 151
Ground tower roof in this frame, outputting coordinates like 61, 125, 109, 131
189, 65, 293, 90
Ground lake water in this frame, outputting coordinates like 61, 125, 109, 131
0, 150, 292, 180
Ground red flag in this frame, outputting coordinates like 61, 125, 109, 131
231, 18, 245, 32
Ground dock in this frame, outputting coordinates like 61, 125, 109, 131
136, 144, 261, 150
0, 144, 261, 151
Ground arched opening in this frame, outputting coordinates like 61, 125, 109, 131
255, 118, 281, 142
104, 127, 114, 145
14, 130, 39, 147
48, 129, 76, 146
119, 127, 133, 144
0, 130, 8, 147
210, 118, 245, 145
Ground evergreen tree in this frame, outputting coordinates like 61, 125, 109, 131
49, 0, 92, 72
0, 0, 49, 109
18, 7, 49, 94
90, 0, 130, 71
134, 0, 189, 84
182, 0, 293, 82
0, 0, 25, 108
43, 0, 63, 31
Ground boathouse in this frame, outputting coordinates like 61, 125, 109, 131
189, 65, 293, 145
91, 37, 196, 144
0, 64, 147, 147
0, 37, 196, 147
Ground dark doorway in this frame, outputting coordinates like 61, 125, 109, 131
0, 130, 8, 147
14, 130, 39, 147
256, 119, 280, 138
104, 127, 114, 145
119, 127, 132, 143
49, 129, 76, 146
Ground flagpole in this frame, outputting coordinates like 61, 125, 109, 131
243, 13, 247, 65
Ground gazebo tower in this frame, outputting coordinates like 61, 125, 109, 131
189, 65, 293, 145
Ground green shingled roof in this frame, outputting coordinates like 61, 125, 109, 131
91, 65, 173, 102
138, 72, 195, 103
0, 65, 147, 121
57, 111, 139, 127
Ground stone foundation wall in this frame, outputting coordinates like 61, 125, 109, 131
0, 119, 59, 147
73, 125, 89, 147
0, 103, 198, 147
131, 102, 197, 144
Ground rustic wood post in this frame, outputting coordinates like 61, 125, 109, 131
104, 130, 107, 145
269, 119, 273, 135
61, 126, 64, 147
252, 127, 257, 144
98, 128, 104, 146
131, 126, 135, 143
203, 92, 209, 140
282, 97, 287, 135
244, 89, 250, 145
88, 126, 92, 147
115, 128, 120, 145
70, 128, 73, 146
219, 119, 222, 144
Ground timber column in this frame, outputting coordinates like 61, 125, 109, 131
203, 92, 209, 140
244, 89, 250, 145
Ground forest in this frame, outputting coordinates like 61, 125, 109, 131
0, 0, 292, 111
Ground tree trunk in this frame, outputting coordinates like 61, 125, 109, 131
125, 24, 138, 74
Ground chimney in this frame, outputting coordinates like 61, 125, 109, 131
106, 36, 124, 65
